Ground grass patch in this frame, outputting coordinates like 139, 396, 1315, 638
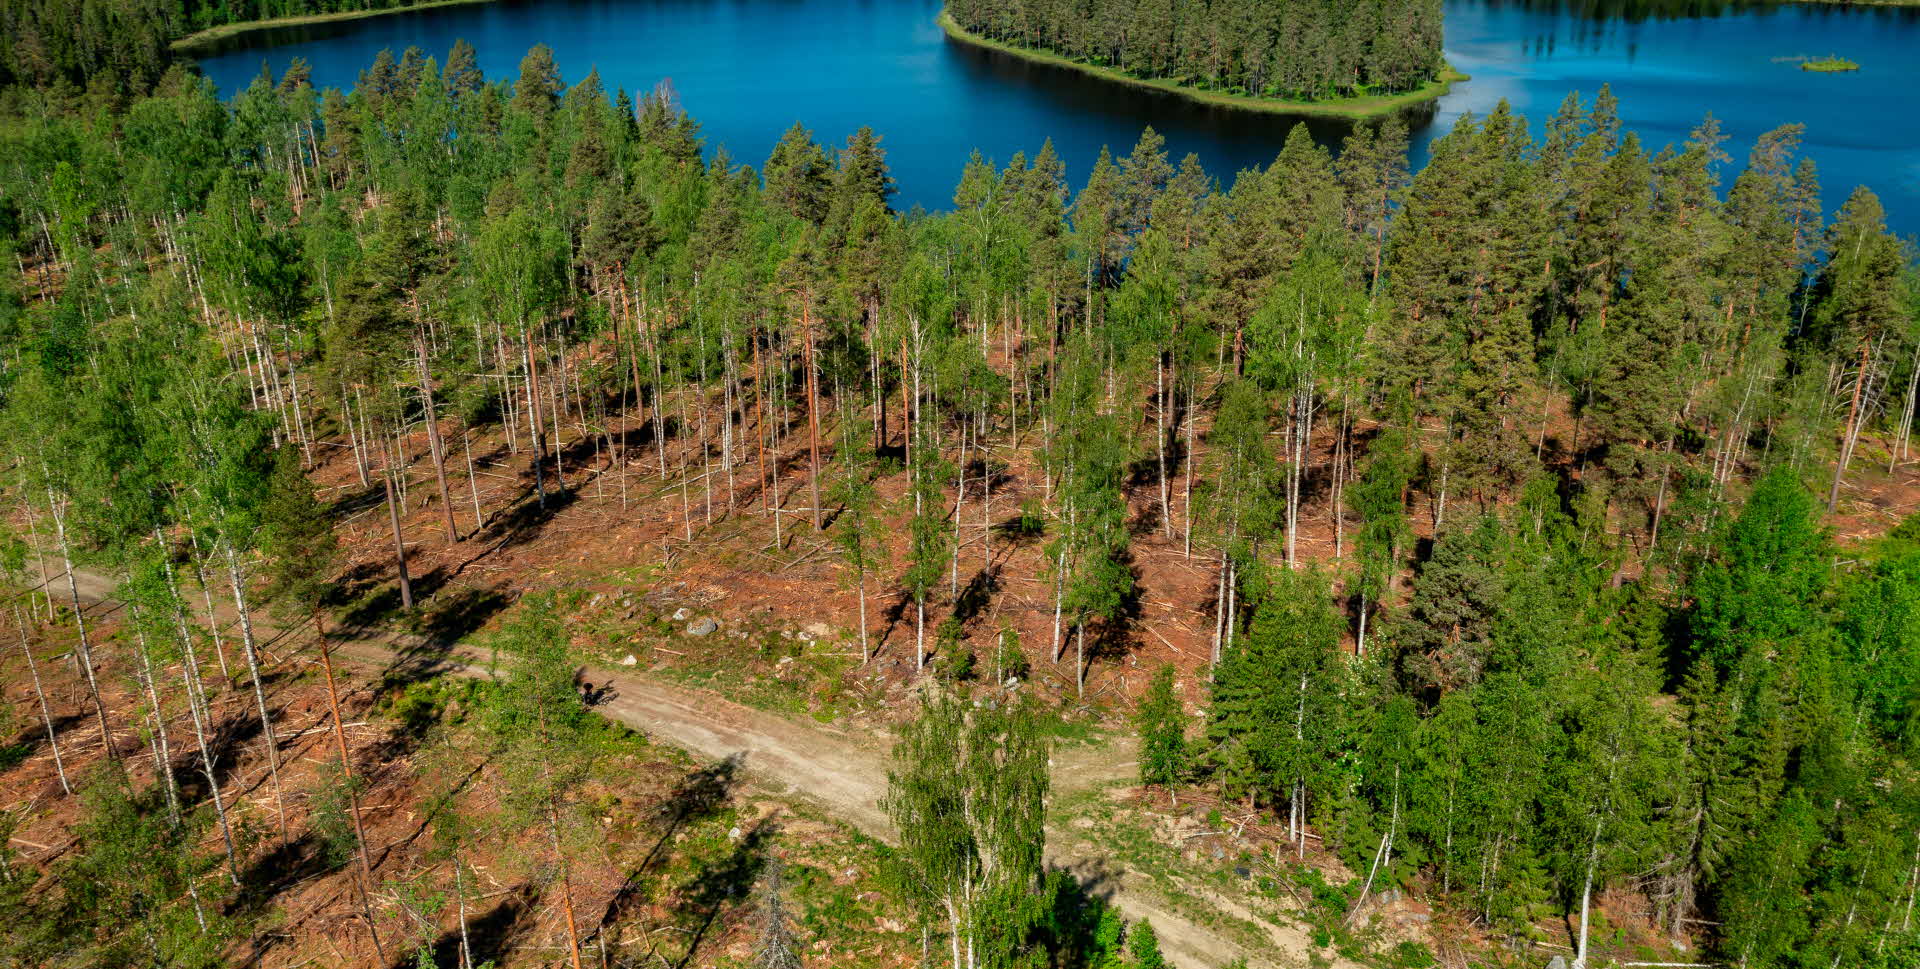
938, 10, 1466, 119
1801, 55, 1861, 72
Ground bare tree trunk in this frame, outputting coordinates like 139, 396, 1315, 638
857, 570, 869, 663
46, 485, 113, 759
462, 427, 484, 533
525, 328, 549, 509
1893, 344, 1920, 472
755, 333, 768, 511
1075, 621, 1087, 697
15, 607, 70, 794
417, 336, 459, 542
176, 615, 241, 885
1347, 767, 1400, 926
382, 439, 415, 610
455, 854, 474, 969
805, 299, 824, 531
1184, 386, 1196, 559
346, 390, 370, 487
223, 540, 288, 837
1573, 812, 1604, 969
1222, 556, 1237, 654
132, 621, 181, 823
1157, 355, 1170, 538
1357, 590, 1369, 658
188, 534, 232, 680
315, 613, 384, 960
1829, 336, 1873, 511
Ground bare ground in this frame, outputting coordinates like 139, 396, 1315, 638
53, 564, 1352, 969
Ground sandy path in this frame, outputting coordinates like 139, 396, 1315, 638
62, 567, 1340, 969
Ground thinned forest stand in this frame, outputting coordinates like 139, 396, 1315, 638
314, 611, 385, 962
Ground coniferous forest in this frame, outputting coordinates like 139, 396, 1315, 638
0, 0, 452, 95
945, 0, 1445, 101
0, 25, 1918, 969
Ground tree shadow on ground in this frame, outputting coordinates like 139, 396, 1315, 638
951, 566, 1001, 626
337, 565, 471, 633
587, 754, 746, 958
638, 754, 743, 875
416, 881, 541, 969
405, 585, 512, 645
670, 815, 778, 968
475, 479, 580, 551
1032, 859, 1129, 969
231, 830, 338, 919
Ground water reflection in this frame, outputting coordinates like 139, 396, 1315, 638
188, 0, 1920, 231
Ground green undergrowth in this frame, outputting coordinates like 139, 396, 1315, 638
371, 667, 915, 967
1801, 55, 1862, 71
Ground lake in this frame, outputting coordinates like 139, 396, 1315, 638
193, 0, 1920, 233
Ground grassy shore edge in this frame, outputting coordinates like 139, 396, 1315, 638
937, 10, 1465, 120
173, 0, 497, 53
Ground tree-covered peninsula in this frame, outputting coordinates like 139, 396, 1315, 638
944, 0, 1445, 106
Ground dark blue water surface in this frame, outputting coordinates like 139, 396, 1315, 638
193, 0, 1920, 232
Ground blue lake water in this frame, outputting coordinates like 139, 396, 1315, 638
194, 0, 1920, 233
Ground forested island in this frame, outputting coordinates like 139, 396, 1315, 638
0, 21, 1919, 969
944, 0, 1446, 107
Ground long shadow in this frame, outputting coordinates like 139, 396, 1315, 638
418, 882, 540, 969
231, 830, 337, 917
327, 480, 389, 523
638, 754, 743, 875
672, 816, 777, 969
476, 479, 581, 550
408, 586, 512, 649
199, 703, 270, 795
952, 566, 1001, 626
1081, 549, 1145, 687
992, 509, 1048, 547
556, 430, 606, 473
1032, 859, 1128, 969
587, 754, 745, 956
325, 560, 394, 616
337, 564, 468, 633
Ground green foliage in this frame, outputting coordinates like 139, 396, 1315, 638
53, 765, 240, 967
947, 0, 1442, 101
1136, 664, 1187, 789
1687, 466, 1830, 673
258, 445, 338, 619
884, 690, 1051, 968
1126, 918, 1168, 969
309, 757, 366, 870
1206, 569, 1344, 816
5, 40, 1920, 969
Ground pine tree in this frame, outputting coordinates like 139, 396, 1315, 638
1137, 664, 1187, 797
1126, 919, 1169, 969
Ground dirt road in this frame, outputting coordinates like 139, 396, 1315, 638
61, 568, 1343, 969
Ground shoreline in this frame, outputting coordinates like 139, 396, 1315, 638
937, 10, 1465, 121
172, 0, 498, 54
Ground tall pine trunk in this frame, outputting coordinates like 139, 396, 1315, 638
46, 484, 114, 759
417, 335, 459, 542
805, 298, 824, 531
315, 613, 384, 960
222, 540, 288, 836
16, 607, 70, 794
